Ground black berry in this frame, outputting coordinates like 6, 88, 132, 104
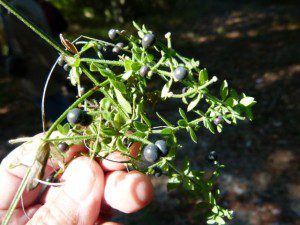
116, 42, 124, 48
67, 108, 84, 124
153, 166, 163, 177
57, 56, 64, 66
140, 65, 150, 77
155, 139, 169, 156
58, 142, 69, 152
63, 64, 70, 71
174, 67, 187, 80
143, 144, 160, 163
112, 42, 124, 54
80, 112, 93, 126
108, 29, 118, 40
213, 116, 222, 125
142, 34, 156, 48
206, 151, 218, 162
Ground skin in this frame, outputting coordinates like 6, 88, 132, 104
0, 138, 153, 225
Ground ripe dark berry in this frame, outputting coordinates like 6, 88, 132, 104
80, 112, 93, 126
140, 65, 150, 77
143, 144, 160, 163
67, 108, 84, 124
116, 42, 124, 48
112, 46, 120, 54
142, 34, 156, 48
213, 116, 222, 125
153, 166, 163, 177
63, 64, 70, 71
206, 151, 218, 162
174, 67, 187, 80
112, 42, 124, 54
57, 56, 64, 66
108, 29, 118, 40
155, 139, 169, 156
58, 142, 69, 152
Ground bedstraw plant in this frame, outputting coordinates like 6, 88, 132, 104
0, 1, 256, 224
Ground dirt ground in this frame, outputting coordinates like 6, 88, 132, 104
0, 1, 299, 224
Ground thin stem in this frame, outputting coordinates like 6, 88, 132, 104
81, 58, 124, 66
44, 85, 103, 139
170, 76, 218, 99
2, 169, 31, 225
41, 59, 59, 132
45, 134, 97, 142
0, 0, 69, 55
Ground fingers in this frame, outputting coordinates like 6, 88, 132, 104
29, 156, 104, 225
0, 140, 86, 210
100, 143, 141, 172
95, 220, 122, 225
0, 205, 41, 225
104, 171, 153, 213
0, 167, 42, 209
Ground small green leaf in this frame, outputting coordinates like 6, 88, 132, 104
141, 113, 152, 127
160, 128, 173, 135
131, 62, 141, 72
124, 59, 132, 71
122, 70, 133, 80
114, 89, 132, 114
133, 121, 149, 132
225, 97, 238, 107
116, 138, 128, 153
101, 128, 117, 136
215, 216, 225, 224
217, 124, 223, 133
245, 107, 254, 121
189, 127, 197, 143
132, 21, 142, 31
156, 112, 173, 127
161, 79, 172, 99
240, 96, 256, 107
178, 119, 188, 127
187, 94, 201, 111
167, 176, 181, 190
203, 118, 215, 134
199, 68, 208, 85
179, 108, 188, 121
110, 80, 126, 94
220, 80, 229, 100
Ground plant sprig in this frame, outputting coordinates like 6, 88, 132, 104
0, 0, 256, 224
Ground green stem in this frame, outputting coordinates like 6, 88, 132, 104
2, 169, 31, 225
0, 0, 69, 55
45, 134, 97, 142
170, 76, 218, 98
81, 58, 124, 66
44, 85, 103, 139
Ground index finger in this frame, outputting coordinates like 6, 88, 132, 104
99, 142, 141, 172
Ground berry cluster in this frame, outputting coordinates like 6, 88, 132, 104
143, 139, 168, 163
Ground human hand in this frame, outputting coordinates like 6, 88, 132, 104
0, 137, 154, 225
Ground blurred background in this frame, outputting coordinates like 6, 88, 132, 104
0, 0, 299, 224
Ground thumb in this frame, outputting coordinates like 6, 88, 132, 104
28, 157, 105, 225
